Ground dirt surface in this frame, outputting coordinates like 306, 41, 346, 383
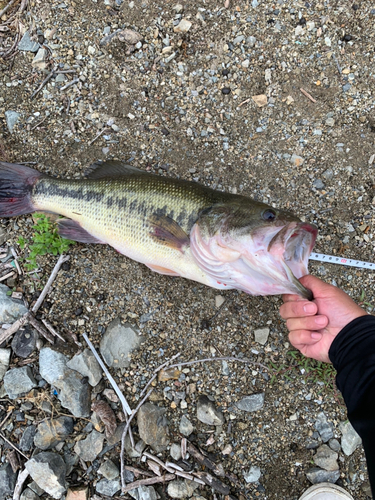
0, 0, 374, 499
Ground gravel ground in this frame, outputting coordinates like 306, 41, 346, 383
0, 0, 374, 499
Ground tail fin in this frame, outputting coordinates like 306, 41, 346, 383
0, 162, 43, 217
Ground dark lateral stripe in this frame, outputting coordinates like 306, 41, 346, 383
36, 181, 105, 203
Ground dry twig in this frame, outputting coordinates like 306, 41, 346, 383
32, 254, 70, 313
41, 318, 66, 342
0, 431, 29, 460
0, 312, 29, 345
12, 468, 29, 500
139, 351, 181, 398
300, 88, 316, 103
121, 474, 176, 493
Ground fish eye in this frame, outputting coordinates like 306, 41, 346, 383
262, 209, 277, 221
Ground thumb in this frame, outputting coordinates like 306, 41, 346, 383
298, 275, 335, 297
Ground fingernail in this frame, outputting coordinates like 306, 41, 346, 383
304, 303, 316, 313
311, 332, 322, 340
315, 316, 327, 326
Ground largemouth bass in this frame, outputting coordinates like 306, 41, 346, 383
0, 161, 317, 298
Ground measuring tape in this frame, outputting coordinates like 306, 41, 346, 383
309, 253, 375, 270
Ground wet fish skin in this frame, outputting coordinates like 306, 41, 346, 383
0, 160, 317, 297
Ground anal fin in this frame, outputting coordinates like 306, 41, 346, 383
57, 219, 104, 244
146, 264, 180, 276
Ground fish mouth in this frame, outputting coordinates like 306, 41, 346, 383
268, 221, 318, 299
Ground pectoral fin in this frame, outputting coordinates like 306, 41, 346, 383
146, 264, 180, 276
148, 214, 189, 251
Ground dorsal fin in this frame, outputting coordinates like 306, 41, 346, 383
85, 160, 147, 179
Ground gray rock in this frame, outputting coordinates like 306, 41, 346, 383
197, 395, 224, 426
74, 430, 105, 461
170, 443, 182, 461
32, 48, 48, 70
290, 154, 304, 166
221, 360, 230, 375
179, 415, 194, 436
67, 348, 102, 386
120, 430, 146, 458
25, 452, 66, 499
11, 325, 37, 358
4, 366, 37, 399
137, 403, 169, 452
100, 318, 144, 368
18, 31, 40, 52
55, 74, 66, 83
254, 327, 269, 345
313, 444, 339, 471
98, 460, 119, 480
313, 179, 325, 189
5, 111, 21, 134
315, 412, 334, 443
306, 467, 340, 485
95, 478, 121, 497
128, 485, 158, 500
39, 348, 91, 417
236, 393, 265, 412
0, 284, 27, 321
244, 466, 261, 483
340, 421, 362, 456
167, 480, 199, 498
20, 487, 40, 500
246, 35, 257, 46
28, 482, 44, 496
322, 168, 334, 180
0, 348, 10, 381
329, 439, 341, 453
20, 425, 37, 451
34, 417, 74, 450
0, 462, 17, 498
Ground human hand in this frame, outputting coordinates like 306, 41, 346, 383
279, 275, 368, 363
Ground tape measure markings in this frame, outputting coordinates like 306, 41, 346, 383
309, 253, 375, 270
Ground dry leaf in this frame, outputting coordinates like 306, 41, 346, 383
158, 368, 181, 382
91, 400, 117, 438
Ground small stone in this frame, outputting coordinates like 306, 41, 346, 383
118, 29, 142, 45
0, 284, 27, 321
179, 415, 194, 436
95, 479, 121, 497
4, 366, 37, 399
173, 19, 192, 33
322, 169, 333, 180
100, 318, 144, 369
20, 425, 37, 452
290, 154, 304, 167
326, 117, 335, 127
128, 485, 159, 500
20, 487, 40, 500
98, 460, 119, 480
67, 349, 102, 386
246, 36, 256, 46
324, 37, 331, 46
313, 179, 325, 189
252, 94, 267, 107
313, 444, 339, 471
11, 325, 37, 358
215, 295, 225, 308
170, 443, 182, 461
222, 87, 231, 95
34, 417, 74, 450
74, 430, 105, 461
254, 328, 269, 345
88, 46, 95, 55
314, 412, 334, 443
0, 463, 17, 498
18, 31, 40, 52
172, 3, 184, 13
340, 421, 362, 456
0, 348, 10, 381
329, 439, 341, 453
236, 393, 265, 412
167, 480, 199, 498
306, 467, 340, 485
244, 466, 261, 483
25, 452, 66, 499
32, 48, 48, 70
197, 395, 224, 426
137, 403, 170, 452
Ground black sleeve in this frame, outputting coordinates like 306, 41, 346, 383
329, 315, 375, 495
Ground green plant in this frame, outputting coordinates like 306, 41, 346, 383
18, 214, 75, 270
269, 350, 337, 389
359, 289, 373, 312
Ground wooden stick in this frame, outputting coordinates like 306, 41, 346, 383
12, 468, 29, 500
27, 315, 54, 344
32, 254, 69, 313
123, 465, 154, 478
0, 0, 17, 18
30, 70, 55, 99
60, 78, 79, 91
139, 351, 181, 398
0, 312, 29, 345
300, 88, 316, 103
41, 318, 66, 342
0, 431, 29, 460
121, 474, 176, 493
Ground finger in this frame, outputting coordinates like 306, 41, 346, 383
280, 300, 318, 319
288, 329, 323, 348
286, 314, 328, 332
282, 293, 304, 304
